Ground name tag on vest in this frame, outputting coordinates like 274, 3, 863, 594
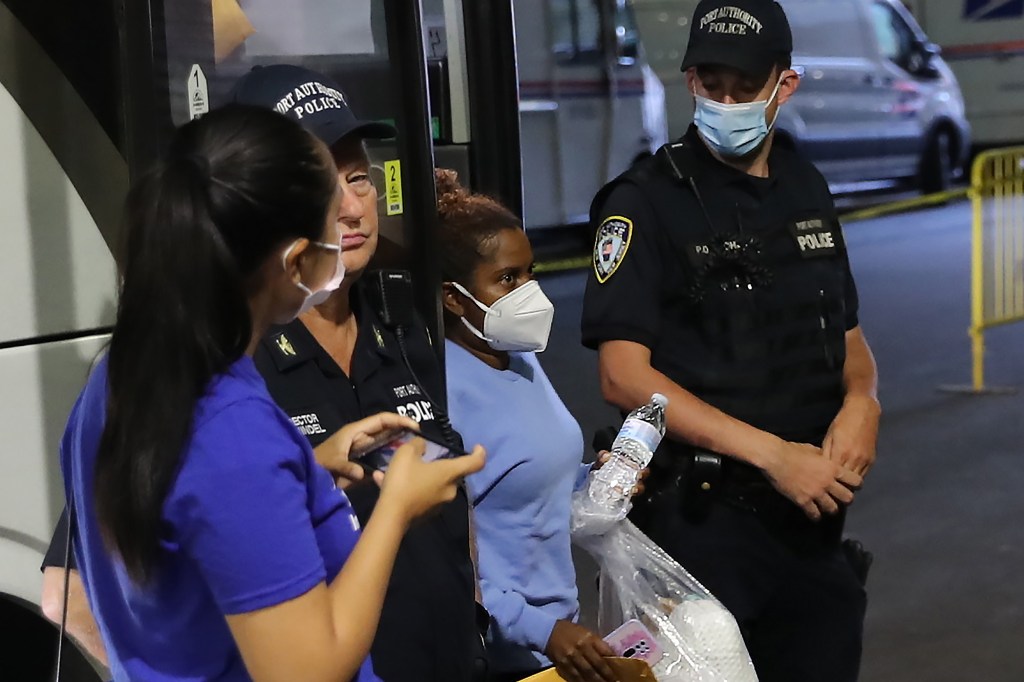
684, 237, 744, 269
789, 218, 838, 258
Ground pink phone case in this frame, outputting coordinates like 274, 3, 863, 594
603, 619, 665, 665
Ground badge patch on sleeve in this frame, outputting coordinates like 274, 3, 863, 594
593, 216, 633, 284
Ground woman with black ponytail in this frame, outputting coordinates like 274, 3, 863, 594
59, 105, 484, 682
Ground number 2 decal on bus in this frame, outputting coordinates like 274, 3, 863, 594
384, 160, 403, 216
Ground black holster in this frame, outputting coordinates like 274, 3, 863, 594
680, 449, 724, 521
841, 538, 873, 587
628, 443, 725, 529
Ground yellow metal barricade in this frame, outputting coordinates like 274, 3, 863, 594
967, 146, 1024, 392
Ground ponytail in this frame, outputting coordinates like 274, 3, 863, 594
95, 105, 335, 583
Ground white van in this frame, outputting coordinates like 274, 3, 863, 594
902, 0, 1024, 148
632, 0, 972, 192
513, 0, 669, 228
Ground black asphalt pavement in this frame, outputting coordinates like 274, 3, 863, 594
535, 199, 1024, 681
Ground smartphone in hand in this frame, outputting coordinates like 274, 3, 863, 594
358, 428, 465, 472
604, 619, 664, 666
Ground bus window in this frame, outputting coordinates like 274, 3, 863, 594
241, 0, 379, 57
152, 1, 419, 256
138, 0, 460, 337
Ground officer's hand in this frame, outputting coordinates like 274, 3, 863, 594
823, 395, 881, 478
544, 620, 619, 682
378, 440, 486, 525
313, 412, 419, 487
763, 441, 862, 521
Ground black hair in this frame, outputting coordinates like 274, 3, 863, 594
434, 168, 522, 289
95, 104, 336, 583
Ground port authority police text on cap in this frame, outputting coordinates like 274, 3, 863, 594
681, 0, 793, 78
229, 64, 395, 147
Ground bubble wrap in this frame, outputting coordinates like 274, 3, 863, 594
572, 517, 758, 682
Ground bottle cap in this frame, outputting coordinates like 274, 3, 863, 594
651, 393, 668, 408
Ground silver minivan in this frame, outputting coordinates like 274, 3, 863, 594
633, 0, 972, 193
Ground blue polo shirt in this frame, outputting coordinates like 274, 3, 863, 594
60, 354, 377, 682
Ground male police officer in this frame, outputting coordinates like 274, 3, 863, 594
581, 1, 880, 680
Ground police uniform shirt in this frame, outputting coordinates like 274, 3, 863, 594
255, 286, 447, 449
582, 125, 859, 447
254, 280, 480, 682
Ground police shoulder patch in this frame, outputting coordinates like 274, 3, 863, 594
593, 216, 633, 284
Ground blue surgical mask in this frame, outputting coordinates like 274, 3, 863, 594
693, 79, 783, 158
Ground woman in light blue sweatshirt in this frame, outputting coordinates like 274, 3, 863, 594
434, 169, 618, 682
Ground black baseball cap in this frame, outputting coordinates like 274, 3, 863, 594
229, 64, 396, 146
681, 0, 792, 77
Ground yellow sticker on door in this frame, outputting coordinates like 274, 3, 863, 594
384, 160, 403, 216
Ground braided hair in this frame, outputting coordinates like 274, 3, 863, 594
434, 168, 521, 287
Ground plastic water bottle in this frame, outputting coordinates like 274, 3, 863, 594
586, 393, 668, 520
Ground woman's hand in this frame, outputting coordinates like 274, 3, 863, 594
313, 412, 419, 487
591, 451, 649, 497
377, 439, 486, 525
633, 466, 650, 498
544, 619, 618, 682
591, 450, 612, 471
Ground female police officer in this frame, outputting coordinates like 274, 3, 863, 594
581, 1, 880, 681
234, 65, 486, 682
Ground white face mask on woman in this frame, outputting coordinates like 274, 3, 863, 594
282, 238, 345, 316
452, 279, 555, 352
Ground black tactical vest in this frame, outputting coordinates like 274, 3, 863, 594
591, 143, 848, 446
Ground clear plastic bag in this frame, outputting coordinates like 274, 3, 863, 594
572, 516, 759, 682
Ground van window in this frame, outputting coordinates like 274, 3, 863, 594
789, 1, 866, 59
552, 0, 603, 64
870, 1, 915, 70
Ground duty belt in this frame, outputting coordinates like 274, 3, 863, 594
637, 442, 845, 551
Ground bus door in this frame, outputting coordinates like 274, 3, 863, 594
127, 0, 453, 347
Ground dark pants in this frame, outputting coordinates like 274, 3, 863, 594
634, 492, 866, 682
